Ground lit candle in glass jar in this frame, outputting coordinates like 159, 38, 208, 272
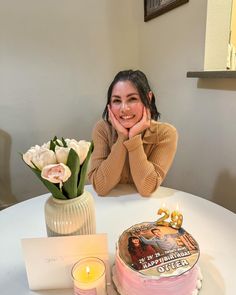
170, 204, 183, 229
71, 257, 106, 295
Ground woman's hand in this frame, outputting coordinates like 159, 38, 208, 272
129, 107, 151, 138
108, 105, 129, 137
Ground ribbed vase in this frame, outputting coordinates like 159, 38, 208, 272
44, 190, 96, 237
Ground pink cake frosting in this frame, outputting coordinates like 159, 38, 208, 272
112, 222, 202, 295
113, 252, 202, 295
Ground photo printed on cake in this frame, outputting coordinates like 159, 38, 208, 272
118, 222, 200, 277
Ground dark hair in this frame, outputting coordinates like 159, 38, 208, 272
128, 236, 147, 255
102, 70, 160, 121
151, 228, 161, 234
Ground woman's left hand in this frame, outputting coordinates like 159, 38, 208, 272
129, 107, 151, 138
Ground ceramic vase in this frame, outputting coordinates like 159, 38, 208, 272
44, 190, 96, 236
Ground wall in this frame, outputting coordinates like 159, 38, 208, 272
136, 0, 236, 213
0, 0, 138, 203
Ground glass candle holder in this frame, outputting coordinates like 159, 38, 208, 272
71, 257, 106, 295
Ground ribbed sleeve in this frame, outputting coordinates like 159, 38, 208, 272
123, 124, 178, 197
88, 120, 128, 196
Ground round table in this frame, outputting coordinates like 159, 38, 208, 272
0, 184, 235, 295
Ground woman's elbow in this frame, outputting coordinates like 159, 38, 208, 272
90, 179, 111, 196
138, 188, 156, 197
137, 178, 162, 197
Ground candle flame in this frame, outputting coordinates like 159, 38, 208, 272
86, 266, 90, 275
176, 203, 179, 211
176, 203, 182, 212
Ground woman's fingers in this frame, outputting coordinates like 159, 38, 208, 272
129, 107, 151, 138
108, 105, 128, 137
144, 107, 151, 121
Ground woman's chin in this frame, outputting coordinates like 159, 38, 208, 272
120, 121, 135, 129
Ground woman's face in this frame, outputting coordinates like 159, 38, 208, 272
132, 238, 140, 247
110, 81, 144, 129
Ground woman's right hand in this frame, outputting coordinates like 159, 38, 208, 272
128, 107, 150, 138
108, 105, 129, 137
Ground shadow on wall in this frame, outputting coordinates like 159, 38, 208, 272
197, 79, 236, 91
212, 170, 236, 213
0, 129, 17, 209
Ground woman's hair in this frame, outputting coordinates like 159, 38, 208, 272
128, 236, 147, 255
102, 70, 160, 121
151, 228, 161, 235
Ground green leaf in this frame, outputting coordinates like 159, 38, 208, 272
77, 141, 94, 196
30, 166, 67, 199
61, 137, 67, 147
55, 139, 63, 147
50, 140, 56, 151
63, 148, 80, 198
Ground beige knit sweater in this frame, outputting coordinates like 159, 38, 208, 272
88, 119, 178, 197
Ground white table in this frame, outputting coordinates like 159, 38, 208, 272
0, 184, 235, 295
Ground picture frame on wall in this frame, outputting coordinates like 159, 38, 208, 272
144, 0, 189, 22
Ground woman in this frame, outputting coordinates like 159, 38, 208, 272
128, 236, 156, 270
88, 70, 178, 196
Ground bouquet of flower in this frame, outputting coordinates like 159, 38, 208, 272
22, 137, 93, 200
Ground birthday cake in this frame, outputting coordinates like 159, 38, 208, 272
112, 221, 202, 295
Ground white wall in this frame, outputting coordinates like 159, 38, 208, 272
136, 0, 236, 213
0, 0, 138, 203
1, 0, 235, 213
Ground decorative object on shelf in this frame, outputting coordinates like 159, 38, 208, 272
22, 136, 95, 236
144, 0, 189, 22
71, 257, 106, 295
227, 43, 236, 70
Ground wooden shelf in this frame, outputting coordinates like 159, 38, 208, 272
187, 70, 236, 78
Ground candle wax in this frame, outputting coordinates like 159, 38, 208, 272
73, 262, 105, 283
72, 257, 106, 295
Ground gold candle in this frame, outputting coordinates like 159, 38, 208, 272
156, 204, 170, 226
170, 204, 183, 229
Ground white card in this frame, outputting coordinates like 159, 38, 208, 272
21, 234, 109, 290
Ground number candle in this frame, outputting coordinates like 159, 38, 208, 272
156, 204, 170, 226
71, 257, 106, 295
169, 204, 183, 229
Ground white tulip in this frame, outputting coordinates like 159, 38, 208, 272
55, 146, 70, 164
41, 141, 51, 149
23, 145, 41, 168
23, 146, 57, 170
76, 140, 91, 164
64, 139, 91, 165
41, 163, 71, 185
